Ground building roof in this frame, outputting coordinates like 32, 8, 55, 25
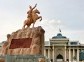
52, 33, 67, 39
68, 41, 80, 46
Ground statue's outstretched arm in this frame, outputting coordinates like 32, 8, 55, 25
32, 4, 37, 10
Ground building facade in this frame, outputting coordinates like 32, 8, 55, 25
44, 33, 84, 62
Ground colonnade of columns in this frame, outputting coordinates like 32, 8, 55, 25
44, 45, 54, 62
69, 48, 79, 62
44, 46, 79, 62
44, 48, 51, 60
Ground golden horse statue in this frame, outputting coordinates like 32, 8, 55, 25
23, 8, 42, 28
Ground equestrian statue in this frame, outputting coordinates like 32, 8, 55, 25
23, 4, 42, 28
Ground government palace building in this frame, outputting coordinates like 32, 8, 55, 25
44, 32, 84, 62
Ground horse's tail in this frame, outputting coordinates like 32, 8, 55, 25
40, 16, 42, 21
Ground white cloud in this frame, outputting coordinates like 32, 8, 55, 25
34, 19, 63, 40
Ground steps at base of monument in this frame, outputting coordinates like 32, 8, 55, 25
0, 55, 49, 62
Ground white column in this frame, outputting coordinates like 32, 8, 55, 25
53, 45, 54, 62
69, 48, 71, 62
77, 48, 79, 62
65, 45, 66, 61
44, 49, 46, 56
48, 49, 50, 59
73, 49, 75, 62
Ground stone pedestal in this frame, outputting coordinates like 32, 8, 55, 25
1, 26, 45, 55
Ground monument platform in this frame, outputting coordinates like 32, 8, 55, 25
0, 26, 45, 55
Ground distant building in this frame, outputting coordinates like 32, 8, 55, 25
0, 41, 6, 48
44, 33, 84, 62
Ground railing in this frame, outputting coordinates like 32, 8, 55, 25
0, 55, 49, 62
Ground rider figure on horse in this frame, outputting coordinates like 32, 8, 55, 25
27, 4, 37, 21
23, 4, 42, 29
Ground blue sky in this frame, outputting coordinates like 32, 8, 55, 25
0, 0, 84, 43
